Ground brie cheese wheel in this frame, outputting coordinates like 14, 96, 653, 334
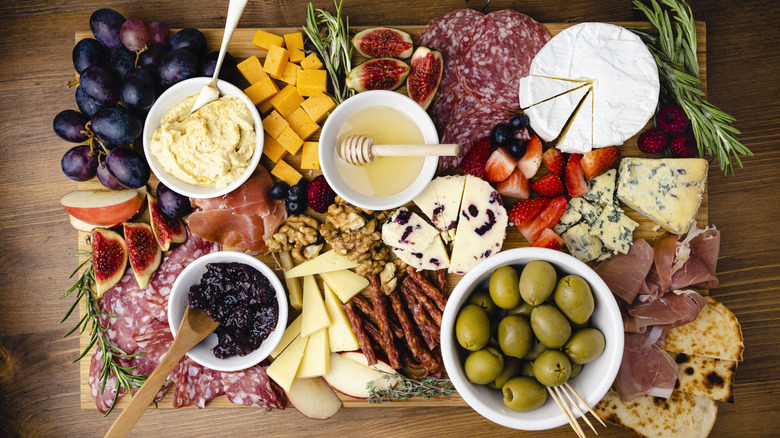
519, 75, 590, 109
522, 85, 590, 144
556, 89, 594, 154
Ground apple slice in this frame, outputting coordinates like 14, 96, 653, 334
285, 377, 342, 420
60, 187, 146, 227
69, 215, 116, 232
322, 352, 398, 399
340, 351, 398, 377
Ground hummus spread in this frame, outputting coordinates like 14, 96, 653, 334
150, 94, 256, 187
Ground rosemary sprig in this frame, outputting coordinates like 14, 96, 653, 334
630, 0, 752, 174
301, 0, 355, 104
367, 372, 456, 404
62, 250, 147, 415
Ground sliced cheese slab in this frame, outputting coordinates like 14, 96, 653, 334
381, 207, 439, 253
322, 283, 360, 352
523, 84, 590, 143
555, 88, 593, 154
270, 314, 303, 358
267, 335, 308, 392
519, 75, 590, 109
297, 327, 330, 378
285, 250, 358, 278
414, 175, 466, 238
319, 269, 368, 303
394, 234, 450, 271
301, 275, 330, 337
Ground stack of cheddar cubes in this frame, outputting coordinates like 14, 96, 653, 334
237, 30, 337, 186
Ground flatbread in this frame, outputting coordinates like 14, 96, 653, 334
594, 388, 717, 438
663, 296, 744, 361
668, 352, 737, 403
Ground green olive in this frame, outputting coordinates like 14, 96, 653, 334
523, 338, 549, 360
519, 260, 558, 306
468, 289, 500, 319
456, 304, 491, 351
489, 356, 522, 389
530, 304, 572, 349
553, 275, 595, 325
497, 315, 534, 359
506, 301, 535, 318
520, 360, 535, 377
569, 362, 583, 379
532, 350, 572, 387
489, 266, 521, 309
564, 328, 606, 364
502, 377, 547, 411
464, 347, 504, 385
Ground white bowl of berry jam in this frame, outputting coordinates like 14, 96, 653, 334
168, 251, 288, 372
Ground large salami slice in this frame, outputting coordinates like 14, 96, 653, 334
221, 366, 286, 409
171, 356, 225, 408
430, 81, 480, 135
456, 10, 551, 112
89, 348, 129, 414
98, 270, 162, 354
439, 106, 514, 171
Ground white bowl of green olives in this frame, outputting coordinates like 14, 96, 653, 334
441, 248, 623, 431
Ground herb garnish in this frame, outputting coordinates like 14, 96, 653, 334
302, 0, 354, 104
367, 372, 456, 404
630, 0, 752, 174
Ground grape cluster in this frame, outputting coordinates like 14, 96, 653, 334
55, 8, 240, 190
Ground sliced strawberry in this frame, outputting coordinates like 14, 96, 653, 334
565, 154, 588, 197
542, 147, 566, 180
484, 147, 517, 182
581, 146, 620, 179
517, 135, 543, 179
508, 197, 550, 228
496, 168, 530, 199
531, 173, 565, 198
459, 137, 492, 178
518, 196, 567, 243
531, 228, 564, 250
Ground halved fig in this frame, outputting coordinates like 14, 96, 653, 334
123, 222, 162, 289
90, 227, 128, 297
346, 58, 410, 93
352, 27, 413, 59
148, 195, 187, 251
407, 46, 443, 110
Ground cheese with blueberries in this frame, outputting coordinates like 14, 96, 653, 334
394, 234, 450, 271
562, 222, 604, 262
590, 204, 639, 254
414, 175, 466, 242
381, 208, 438, 253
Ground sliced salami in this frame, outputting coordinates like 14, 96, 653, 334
430, 81, 480, 134
456, 10, 551, 112
439, 106, 514, 171
89, 348, 128, 414
171, 356, 225, 408
221, 365, 286, 409
98, 270, 160, 354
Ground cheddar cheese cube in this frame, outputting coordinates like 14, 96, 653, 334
263, 110, 290, 138
259, 99, 274, 115
300, 53, 323, 70
301, 141, 320, 170
269, 84, 304, 118
277, 126, 304, 155
244, 76, 279, 105
236, 55, 268, 84
286, 108, 319, 141
263, 45, 289, 78
300, 94, 336, 123
275, 62, 302, 86
271, 160, 302, 186
263, 133, 288, 163
252, 30, 285, 50
296, 70, 327, 97
284, 32, 306, 63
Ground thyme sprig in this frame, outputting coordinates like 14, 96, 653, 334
302, 0, 354, 104
62, 250, 147, 415
367, 372, 456, 404
630, 0, 752, 174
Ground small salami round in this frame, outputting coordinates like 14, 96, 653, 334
431, 81, 480, 134
439, 106, 514, 172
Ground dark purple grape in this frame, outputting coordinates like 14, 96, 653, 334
138, 43, 168, 72
109, 47, 136, 79
75, 85, 105, 118
61, 145, 99, 181
120, 19, 150, 52
121, 68, 157, 112
201, 51, 238, 83
80, 66, 120, 106
490, 123, 513, 147
97, 161, 125, 190
148, 21, 170, 46
156, 48, 200, 88
72, 38, 109, 74
90, 8, 126, 51
53, 110, 90, 143
169, 28, 207, 57
106, 147, 150, 189
91, 106, 142, 146
157, 182, 193, 218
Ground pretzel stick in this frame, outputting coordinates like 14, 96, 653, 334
407, 267, 447, 312
343, 301, 376, 366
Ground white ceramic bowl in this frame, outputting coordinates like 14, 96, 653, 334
441, 248, 624, 430
318, 90, 439, 210
143, 77, 263, 199
167, 251, 288, 372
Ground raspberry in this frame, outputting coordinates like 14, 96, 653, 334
637, 129, 669, 154
458, 137, 492, 178
669, 133, 698, 158
306, 175, 336, 213
657, 104, 690, 133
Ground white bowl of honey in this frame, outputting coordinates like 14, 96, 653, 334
319, 90, 439, 210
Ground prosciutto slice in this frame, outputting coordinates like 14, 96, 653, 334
625, 290, 706, 333
614, 330, 680, 402
188, 165, 285, 255
594, 239, 654, 304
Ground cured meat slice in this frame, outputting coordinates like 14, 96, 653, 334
221, 365, 286, 409
626, 290, 706, 333
594, 239, 654, 304
98, 269, 160, 354
188, 165, 286, 255
455, 10, 551, 112
439, 105, 514, 171
89, 348, 130, 414
171, 356, 225, 408
430, 81, 480, 134
132, 327, 174, 377
614, 330, 680, 402
669, 255, 719, 290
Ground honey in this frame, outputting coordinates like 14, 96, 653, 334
335, 105, 425, 197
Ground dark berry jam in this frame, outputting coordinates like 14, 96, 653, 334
188, 262, 279, 359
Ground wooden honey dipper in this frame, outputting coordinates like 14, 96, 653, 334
339, 135, 459, 165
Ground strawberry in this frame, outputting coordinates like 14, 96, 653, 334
519, 196, 567, 243
581, 146, 620, 179
508, 197, 550, 228
542, 147, 566, 180
531, 228, 564, 250
307, 175, 336, 213
656, 104, 690, 133
565, 154, 588, 197
637, 129, 669, 154
496, 168, 530, 199
484, 147, 517, 182
531, 173, 565, 197
517, 135, 543, 179
459, 137, 492, 178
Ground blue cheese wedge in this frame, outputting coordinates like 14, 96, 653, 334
381, 208, 438, 253
590, 204, 639, 254
569, 197, 601, 225
584, 169, 617, 206
562, 222, 603, 262
616, 158, 708, 234
553, 203, 583, 235
394, 234, 450, 271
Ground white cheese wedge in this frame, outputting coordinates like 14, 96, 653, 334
616, 158, 708, 234
523, 84, 590, 143
381, 207, 439, 253
322, 283, 360, 352
319, 269, 368, 303
297, 327, 330, 378
519, 75, 591, 108
590, 204, 639, 254
270, 314, 303, 358
569, 197, 602, 225
285, 250, 358, 278
562, 222, 604, 263
556, 88, 594, 154
394, 234, 450, 271
267, 335, 308, 392
584, 169, 617, 206
301, 275, 330, 337
414, 175, 466, 240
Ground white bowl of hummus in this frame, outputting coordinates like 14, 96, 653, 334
143, 77, 263, 199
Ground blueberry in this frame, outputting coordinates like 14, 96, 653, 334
509, 113, 530, 130
507, 138, 527, 158
285, 198, 306, 214
490, 123, 513, 147
269, 181, 290, 199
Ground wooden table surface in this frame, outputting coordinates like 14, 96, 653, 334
1, 0, 778, 436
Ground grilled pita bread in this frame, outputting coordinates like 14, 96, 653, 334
664, 296, 744, 361
669, 352, 737, 403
